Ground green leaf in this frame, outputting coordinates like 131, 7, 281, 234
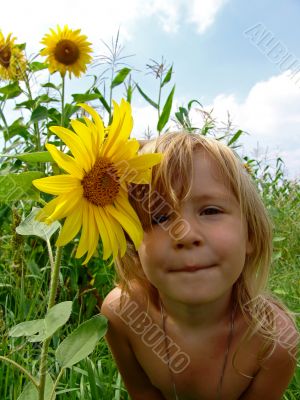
9, 319, 45, 337
16, 207, 60, 241
30, 106, 48, 122
41, 82, 60, 90
136, 84, 158, 109
72, 93, 100, 103
17, 374, 54, 400
111, 68, 131, 89
29, 62, 48, 72
92, 88, 111, 114
161, 65, 173, 88
56, 315, 107, 368
126, 84, 133, 103
5, 118, 29, 141
0, 171, 43, 202
45, 301, 72, 338
227, 129, 243, 146
187, 99, 202, 111
15, 100, 36, 110
37, 94, 59, 104
157, 85, 175, 132
0, 151, 53, 163
0, 82, 22, 99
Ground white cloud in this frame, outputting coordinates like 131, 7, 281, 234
187, 0, 229, 34
188, 71, 300, 179
1, 0, 226, 56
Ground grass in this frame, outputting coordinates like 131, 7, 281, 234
0, 168, 299, 399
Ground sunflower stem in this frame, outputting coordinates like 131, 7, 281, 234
24, 73, 41, 152
60, 75, 65, 150
0, 105, 9, 149
38, 245, 63, 400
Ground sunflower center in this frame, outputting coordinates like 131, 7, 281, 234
0, 47, 11, 68
82, 158, 120, 207
54, 39, 79, 65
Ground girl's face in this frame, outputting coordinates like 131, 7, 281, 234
137, 150, 253, 305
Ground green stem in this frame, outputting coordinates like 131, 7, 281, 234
60, 75, 65, 150
49, 368, 65, 400
157, 74, 162, 136
0, 355, 39, 388
0, 105, 9, 149
38, 245, 63, 400
24, 73, 41, 152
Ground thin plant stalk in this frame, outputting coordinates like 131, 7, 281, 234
38, 245, 63, 400
23, 73, 41, 152
60, 75, 65, 151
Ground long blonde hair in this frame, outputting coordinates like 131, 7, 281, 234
115, 131, 296, 373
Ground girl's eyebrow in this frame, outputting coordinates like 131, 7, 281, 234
191, 192, 234, 202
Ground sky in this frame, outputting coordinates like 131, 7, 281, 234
1, 0, 300, 179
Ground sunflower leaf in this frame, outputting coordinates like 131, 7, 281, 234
0, 151, 53, 163
16, 207, 60, 241
44, 301, 72, 339
0, 171, 43, 202
56, 315, 107, 368
0, 82, 22, 99
17, 374, 54, 400
29, 62, 48, 72
9, 319, 45, 338
30, 106, 48, 122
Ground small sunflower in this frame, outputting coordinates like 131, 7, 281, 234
33, 99, 162, 263
0, 31, 26, 81
40, 25, 92, 78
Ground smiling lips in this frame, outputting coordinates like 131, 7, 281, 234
169, 265, 215, 273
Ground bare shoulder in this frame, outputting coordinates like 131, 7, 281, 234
240, 302, 299, 400
101, 286, 165, 399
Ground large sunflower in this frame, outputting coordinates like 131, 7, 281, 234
40, 25, 92, 78
33, 99, 162, 263
0, 31, 26, 81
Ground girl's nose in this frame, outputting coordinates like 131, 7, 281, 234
171, 216, 203, 249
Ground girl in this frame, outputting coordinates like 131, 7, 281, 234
101, 132, 298, 400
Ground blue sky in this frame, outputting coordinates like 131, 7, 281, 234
1, 0, 300, 179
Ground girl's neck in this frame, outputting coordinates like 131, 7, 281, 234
159, 289, 234, 331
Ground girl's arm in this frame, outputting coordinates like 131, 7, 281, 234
101, 288, 166, 400
239, 313, 299, 400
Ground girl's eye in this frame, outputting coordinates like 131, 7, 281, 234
152, 214, 170, 225
201, 207, 221, 216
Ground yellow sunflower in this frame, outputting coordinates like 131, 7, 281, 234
0, 31, 26, 81
33, 99, 162, 263
40, 25, 92, 78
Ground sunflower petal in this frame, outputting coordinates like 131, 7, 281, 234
93, 206, 112, 260
82, 203, 99, 264
50, 126, 91, 172
45, 188, 83, 222
105, 203, 143, 250
70, 119, 95, 165
56, 205, 83, 246
103, 100, 133, 158
33, 175, 81, 195
79, 103, 105, 145
76, 201, 89, 259
46, 143, 84, 179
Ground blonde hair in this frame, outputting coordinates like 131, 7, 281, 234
115, 131, 297, 375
